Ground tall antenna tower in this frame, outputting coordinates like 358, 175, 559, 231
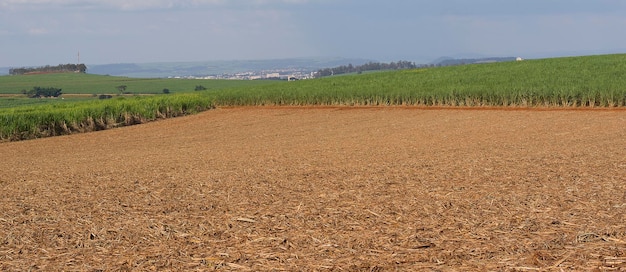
77, 51, 80, 64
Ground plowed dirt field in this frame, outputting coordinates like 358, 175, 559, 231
1, 107, 625, 271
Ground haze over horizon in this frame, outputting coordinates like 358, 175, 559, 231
2, 0, 626, 67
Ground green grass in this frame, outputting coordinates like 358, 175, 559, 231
1, 54, 625, 141
0, 73, 279, 95
0, 73, 280, 140
0, 93, 215, 141
209, 54, 626, 107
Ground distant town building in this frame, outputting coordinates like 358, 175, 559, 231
516, 57, 524, 61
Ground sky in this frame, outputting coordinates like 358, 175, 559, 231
2, 0, 626, 67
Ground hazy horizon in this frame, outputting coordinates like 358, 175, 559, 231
2, 0, 626, 67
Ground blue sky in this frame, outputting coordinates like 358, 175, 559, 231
1, 0, 626, 66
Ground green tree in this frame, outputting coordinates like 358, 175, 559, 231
26, 87, 62, 98
116, 85, 127, 95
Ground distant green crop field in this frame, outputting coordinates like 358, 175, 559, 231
210, 54, 626, 107
0, 73, 280, 95
2, 54, 626, 141
0, 96, 91, 109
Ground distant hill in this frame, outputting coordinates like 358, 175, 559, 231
432, 56, 517, 66
87, 58, 374, 78
0, 56, 538, 78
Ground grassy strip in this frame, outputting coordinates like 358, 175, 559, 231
0, 93, 214, 141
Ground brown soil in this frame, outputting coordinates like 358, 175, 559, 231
1, 107, 625, 271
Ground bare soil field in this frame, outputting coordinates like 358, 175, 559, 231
1, 107, 625, 271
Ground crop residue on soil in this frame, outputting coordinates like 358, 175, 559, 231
1, 107, 625, 271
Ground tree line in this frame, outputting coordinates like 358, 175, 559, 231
9, 63, 87, 75
314, 61, 418, 78
21, 87, 63, 98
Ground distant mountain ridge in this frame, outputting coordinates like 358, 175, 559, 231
0, 56, 554, 78
86, 58, 375, 78
1, 58, 375, 78
86, 56, 518, 77
432, 56, 517, 66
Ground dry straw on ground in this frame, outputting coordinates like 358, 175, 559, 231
1, 107, 625, 271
